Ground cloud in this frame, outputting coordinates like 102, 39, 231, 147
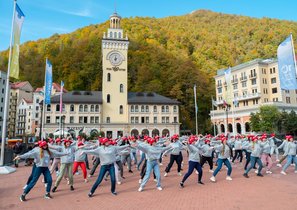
54, 8, 93, 18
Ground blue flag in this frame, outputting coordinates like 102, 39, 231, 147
277, 35, 297, 90
45, 59, 53, 105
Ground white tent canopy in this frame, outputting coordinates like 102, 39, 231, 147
53, 130, 70, 136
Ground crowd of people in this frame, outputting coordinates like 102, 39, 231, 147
13, 133, 297, 202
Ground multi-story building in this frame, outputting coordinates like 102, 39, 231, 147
211, 58, 297, 134
8, 81, 33, 137
16, 98, 33, 137
43, 12, 180, 139
0, 71, 8, 140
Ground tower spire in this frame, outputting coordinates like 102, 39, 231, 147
114, 0, 117, 14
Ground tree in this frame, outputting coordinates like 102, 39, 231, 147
250, 112, 261, 132
250, 106, 280, 133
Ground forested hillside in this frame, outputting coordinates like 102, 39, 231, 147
1, 10, 297, 132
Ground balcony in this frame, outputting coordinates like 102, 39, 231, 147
237, 92, 261, 101
217, 83, 222, 87
231, 78, 238, 84
240, 76, 247, 81
249, 73, 257, 79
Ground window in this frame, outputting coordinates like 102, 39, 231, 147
84, 105, 88, 112
131, 117, 135, 124
173, 106, 177, 113
145, 105, 149, 112
146, 117, 149, 123
161, 106, 165, 113
107, 73, 111, 82
242, 81, 247, 88
135, 117, 139, 123
1, 98, 3, 103
135, 105, 139, 112
70, 104, 74, 112
162, 117, 165, 123
36, 106, 39, 111
90, 117, 94, 123
91, 105, 94, 112
36, 99, 39, 103
154, 117, 157, 124
217, 87, 222, 94
95, 105, 99, 112
46, 116, 50, 123
243, 100, 249, 106
110, 32, 112, 38
56, 104, 60, 112
35, 113, 38, 118
271, 77, 276, 84
3, 79, 5, 84
154, 106, 157, 113
79, 117, 83, 123
131, 105, 134, 113
84, 117, 88, 123
120, 84, 124, 93
119, 105, 123, 114
251, 79, 257, 85
118, 32, 121, 38
141, 105, 145, 112
106, 117, 110, 123
273, 67, 276, 73
165, 106, 169, 112
114, 32, 117, 38
79, 105, 83, 112
285, 90, 289, 93
272, 88, 277, 94
141, 117, 145, 124
55, 117, 59, 123
286, 97, 291, 104
166, 117, 169, 123
174, 117, 177, 123
107, 94, 111, 103
1, 89, 4, 93
95, 117, 99, 123
252, 89, 257, 94
253, 99, 258, 105
70, 116, 74, 123
233, 84, 238, 90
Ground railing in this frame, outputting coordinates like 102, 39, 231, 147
240, 76, 247, 81
249, 73, 257, 79
231, 78, 238, 84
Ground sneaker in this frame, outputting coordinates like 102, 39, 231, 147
20, 194, 26, 202
111, 192, 117, 196
159, 163, 163, 166
164, 173, 168, 177
257, 173, 264, 177
138, 187, 143, 192
157, 187, 163, 191
44, 193, 52, 199
67, 180, 70, 185
178, 172, 182, 176
154, 179, 157, 182
52, 186, 57, 193
266, 170, 272, 174
128, 170, 133, 173
44, 183, 48, 188
210, 176, 216, 182
198, 181, 204, 185
23, 185, 27, 190
75, 172, 80, 175
139, 179, 142, 184
88, 174, 93, 178
276, 164, 282, 167
209, 169, 214, 173
195, 170, 199, 174
243, 173, 249, 178
280, 171, 287, 175
70, 186, 74, 191
294, 171, 297, 173
180, 182, 184, 188
276, 159, 280, 162
84, 179, 88, 183
117, 181, 122, 185
226, 176, 232, 181
254, 170, 258, 174
88, 192, 93, 198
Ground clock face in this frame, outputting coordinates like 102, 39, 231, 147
109, 52, 123, 66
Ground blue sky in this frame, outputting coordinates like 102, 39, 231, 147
0, 0, 297, 51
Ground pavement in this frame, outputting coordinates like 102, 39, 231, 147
0, 155, 297, 210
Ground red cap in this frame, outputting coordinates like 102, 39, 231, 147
188, 136, 196, 144
100, 137, 110, 144
122, 136, 128, 141
78, 142, 84, 147
148, 138, 156, 145
64, 139, 73, 144
205, 139, 210, 144
252, 136, 258, 142
270, 133, 275, 137
55, 138, 61, 143
39, 141, 48, 148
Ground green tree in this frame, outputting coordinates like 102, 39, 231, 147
250, 112, 261, 132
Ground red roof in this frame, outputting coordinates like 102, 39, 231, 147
23, 99, 33, 104
11, 81, 28, 89
34, 82, 68, 93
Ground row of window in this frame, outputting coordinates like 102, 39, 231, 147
131, 116, 178, 124
130, 105, 178, 113
46, 116, 100, 124
261, 68, 277, 75
48, 104, 100, 113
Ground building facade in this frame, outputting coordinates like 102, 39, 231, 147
0, 71, 8, 140
43, 13, 180, 139
211, 58, 297, 134
16, 98, 33, 137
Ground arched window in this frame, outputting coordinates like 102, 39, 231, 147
146, 105, 149, 112
90, 105, 94, 112
107, 73, 111, 82
154, 105, 157, 113
56, 104, 60, 112
161, 106, 165, 113
118, 32, 121, 38
119, 105, 123, 114
141, 105, 145, 112
62, 104, 65, 112
131, 105, 134, 113
114, 32, 117, 38
135, 105, 139, 112
107, 94, 111, 103
173, 106, 177, 113
70, 104, 74, 112
109, 31, 112, 38
120, 84, 124, 93
166, 106, 169, 112
47, 104, 51, 111
95, 105, 99, 112
84, 105, 88, 112
79, 105, 83, 112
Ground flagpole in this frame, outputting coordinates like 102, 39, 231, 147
232, 102, 235, 136
212, 96, 216, 136
194, 84, 198, 135
0, 0, 17, 167
59, 81, 63, 138
41, 58, 47, 140
290, 33, 297, 75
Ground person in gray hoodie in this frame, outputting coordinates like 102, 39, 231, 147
277, 137, 289, 167
232, 136, 243, 163
281, 136, 297, 175
200, 139, 214, 172
180, 136, 204, 188
15, 141, 68, 202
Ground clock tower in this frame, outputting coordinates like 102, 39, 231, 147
102, 12, 129, 124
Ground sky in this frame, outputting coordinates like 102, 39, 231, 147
0, 0, 297, 51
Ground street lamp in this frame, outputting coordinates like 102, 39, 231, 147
39, 102, 43, 140
62, 115, 66, 138
222, 103, 231, 134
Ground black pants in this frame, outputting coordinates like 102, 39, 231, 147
90, 157, 100, 176
244, 152, 251, 170
229, 146, 234, 158
182, 161, 203, 183
165, 154, 182, 173
116, 160, 124, 178
200, 156, 213, 170
141, 159, 156, 179
85, 154, 90, 169
232, 150, 243, 163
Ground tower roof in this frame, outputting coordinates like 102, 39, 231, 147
110, 12, 121, 19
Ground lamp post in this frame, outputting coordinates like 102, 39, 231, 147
62, 115, 65, 138
39, 102, 43, 140
223, 103, 231, 135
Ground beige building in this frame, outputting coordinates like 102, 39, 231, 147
0, 71, 8, 139
211, 58, 297, 134
16, 98, 33, 137
43, 12, 180, 139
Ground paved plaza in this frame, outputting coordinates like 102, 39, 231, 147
1, 155, 296, 210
